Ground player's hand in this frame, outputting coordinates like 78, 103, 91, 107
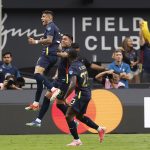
3, 80, 8, 86
52, 75, 58, 80
28, 37, 36, 44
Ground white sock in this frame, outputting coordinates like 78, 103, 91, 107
33, 101, 39, 106
51, 87, 57, 92
75, 139, 80, 142
35, 118, 41, 123
97, 126, 102, 131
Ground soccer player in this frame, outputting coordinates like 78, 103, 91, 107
0, 52, 21, 83
63, 49, 106, 146
25, 10, 61, 111
26, 34, 75, 127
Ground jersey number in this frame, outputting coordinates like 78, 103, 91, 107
80, 71, 88, 87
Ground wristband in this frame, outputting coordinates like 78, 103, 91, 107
35, 40, 39, 44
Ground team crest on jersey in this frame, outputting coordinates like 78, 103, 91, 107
47, 27, 51, 31
69, 70, 73, 75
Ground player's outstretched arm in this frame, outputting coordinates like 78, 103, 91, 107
28, 35, 53, 45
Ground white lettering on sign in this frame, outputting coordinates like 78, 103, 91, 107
0, 13, 43, 51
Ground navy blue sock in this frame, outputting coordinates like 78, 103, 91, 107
67, 120, 79, 140
34, 73, 53, 89
34, 74, 43, 102
77, 115, 99, 130
38, 96, 50, 120
56, 104, 67, 115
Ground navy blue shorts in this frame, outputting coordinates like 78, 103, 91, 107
71, 95, 91, 115
36, 55, 57, 69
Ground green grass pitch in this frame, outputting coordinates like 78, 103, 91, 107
0, 134, 150, 150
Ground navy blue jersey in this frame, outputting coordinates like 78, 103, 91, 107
0, 64, 21, 83
42, 22, 60, 56
57, 48, 71, 83
69, 60, 91, 97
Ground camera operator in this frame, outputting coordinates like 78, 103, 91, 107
95, 70, 125, 89
0, 75, 25, 90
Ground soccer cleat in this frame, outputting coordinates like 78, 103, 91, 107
25, 104, 40, 111
25, 121, 41, 127
98, 127, 106, 143
50, 88, 61, 102
67, 139, 82, 146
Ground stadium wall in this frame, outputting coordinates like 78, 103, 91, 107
0, 89, 150, 134
2, 9, 150, 69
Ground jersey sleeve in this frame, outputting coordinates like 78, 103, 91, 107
69, 66, 78, 77
46, 24, 55, 37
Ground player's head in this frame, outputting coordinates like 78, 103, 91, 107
68, 48, 78, 62
41, 10, 54, 26
61, 34, 73, 48
2, 52, 13, 65
71, 43, 80, 52
113, 49, 123, 63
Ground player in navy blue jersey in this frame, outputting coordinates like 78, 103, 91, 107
26, 34, 78, 127
63, 49, 106, 146
25, 10, 61, 111
0, 52, 21, 83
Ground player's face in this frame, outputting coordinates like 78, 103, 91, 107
114, 52, 123, 62
127, 38, 133, 48
3, 54, 12, 64
41, 13, 51, 26
61, 36, 72, 48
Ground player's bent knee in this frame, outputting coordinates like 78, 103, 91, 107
34, 66, 45, 74
45, 91, 52, 99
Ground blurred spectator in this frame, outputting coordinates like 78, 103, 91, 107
139, 21, 150, 83
95, 70, 125, 89
0, 52, 21, 83
122, 37, 140, 83
0, 75, 24, 90
108, 49, 131, 88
